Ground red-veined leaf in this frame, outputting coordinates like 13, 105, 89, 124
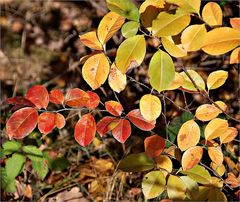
96, 116, 119, 137
49, 89, 64, 105
65, 88, 89, 108
85, 91, 100, 109
6, 96, 35, 107
112, 119, 131, 143
74, 114, 96, 147
6, 107, 38, 139
144, 134, 165, 158
38, 112, 55, 134
105, 100, 123, 116
126, 109, 156, 131
55, 113, 66, 129
26, 85, 49, 109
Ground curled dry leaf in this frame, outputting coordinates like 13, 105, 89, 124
85, 91, 100, 109
195, 104, 220, 121
202, 2, 222, 26
144, 134, 165, 158
207, 70, 228, 90
112, 119, 131, 143
38, 112, 55, 134
204, 118, 228, 140
6, 107, 38, 139
182, 146, 203, 170
105, 101, 123, 116
55, 113, 66, 129
220, 127, 238, 144
79, 31, 103, 50
49, 89, 64, 105
96, 116, 119, 137
65, 88, 89, 108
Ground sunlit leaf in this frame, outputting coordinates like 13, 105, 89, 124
195, 104, 220, 121
177, 120, 200, 151
182, 146, 203, 170
112, 119, 131, 143
26, 85, 49, 109
207, 70, 228, 90
139, 0, 165, 14
105, 101, 123, 117
65, 88, 89, 108
220, 127, 238, 144
121, 21, 139, 38
74, 114, 96, 147
208, 146, 223, 166
209, 177, 223, 188
230, 47, 240, 64
6, 107, 38, 139
126, 109, 156, 131
97, 12, 125, 44
144, 134, 165, 158
165, 0, 201, 14
96, 116, 118, 137
202, 27, 240, 55
214, 101, 227, 113
230, 17, 240, 31
155, 155, 172, 174
148, 50, 175, 92
210, 162, 226, 176
166, 72, 184, 90
204, 118, 228, 140
181, 176, 199, 200
79, 31, 103, 50
82, 53, 110, 90
85, 91, 100, 109
167, 175, 187, 200
162, 37, 187, 58
55, 113, 65, 129
142, 171, 166, 199
49, 89, 64, 105
140, 94, 162, 121
38, 112, 55, 134
115, 35, 146, 73
202, 2, 222, 26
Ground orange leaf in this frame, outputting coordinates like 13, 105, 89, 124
195, 104, 220, 121
65, 88, 89, 108
6, 96, 35, 107
220, 127, 238, 144
208, 146, 223, 166
26, 85, 49, 109
38, 112, 55, 134
6, 107, 38, 139
105, 101, 123, 116
79, 31, 103, 50
112, 119, 131, 143
85, 91, 100, 109
126, 109, 156, 131
49, 89, 64, 105
230, 18, 240, 31
55, 113, 66, 129
144, 134, 165, 158
74, 114, 96, 147
96, 116, 119, 137
182, 146, 203, 170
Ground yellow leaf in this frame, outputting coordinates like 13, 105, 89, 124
196, 186, 210, 201
154, 155, 172, 176
202, 27, 240, 55
210, 162, 226, 176
139, 0, 165, 13
182, 146, 203, 170
230, 17, 240, 31
204, 118, 228, 140
208, 146, 223, 166
177, 120, 200, 151
181, 24, 207, 51
79, 31, 103, 50
209, 177, 223, 188
115, 35, 146, 73
214, 101, 227, 113
195, 104, 220, 121
165, 0, 201, 14
167, 175, 187, 200
140, 94, 162, 121
97, 12, 125, 45
180, 70, 206, 92
208, 188, 227, 202
202, 2, 222, 26
220, 127, 238, 144
152, 9, 191, 37
108, 63, 127, 93
166, 72, 184, 90
181, 176, 199, 200
142, 171, 166, 199
162, 36, 187, 58
207, 70, 228, 90
230, 47, 240, 64
82, 53, 110, 90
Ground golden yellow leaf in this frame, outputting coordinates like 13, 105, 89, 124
208, 146, 223, 166
202, 27, 240, 55
115, 35, 146, 73
204, 118, 228, 140
182, 146, 203, 170
165, 0, 201, 14
82, 53, 110, 90
208, 188, 227, 202
162, 36, 187, 58
152, 9, 191, 37
220, 127, 238, 144
97, 12, 125, 45
79, 31, 103, 50
139, 0, 165, 13
207, 70, 228, 90
108, 63, 127, 93
210, 162, 226, 176
167, 175, 187, 200
140, 94, 162, 121
230, 18, 240, 31
195, 104, 220, 121
214, 101, 227, 113
230, 47, 240, 64
209, 177, 223, 188
177, 120, 200, 151
181, 24, 207, 51
154, 155, 172, 175
202, 2, 222, 26
166, 72, 184, 90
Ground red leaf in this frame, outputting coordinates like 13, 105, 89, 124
6, 107, 38, 139
112, 119, 131, 143
144, 135, 165, 158
74, 113, 96, 147
105, 101, 123, 116
26, 85, 49, 109
38, 112, 55, 134
85, 91, 100, 109
126, 109, 156, 131
96, 116, 119, 137
49, 89, 64, 105
6, 96, 35, 107
55, 113, 66, 129
65, 88, 89, 108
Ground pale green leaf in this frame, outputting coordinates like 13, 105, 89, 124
3, 140, 21, 155
121, 21, 139, 38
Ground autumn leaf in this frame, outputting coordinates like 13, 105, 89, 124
165, 0, 201, 14
38, 112, 55, 134
155, 155, 173, 174
139, 0, 165, 14
105, 101, 123, 116
6, 96, 35, 108
166, 72, 184, 90
96, 116, 119, 137
182, 146, 203, 170
112, 119, 131, 143
195, 104, 220, 121
211, 162, 226, 176
162, 37, 187, 58
144, 135, 165, 158
79, 31, 103, 50
202, 2, 222, 26
230, 47, 240, 64
219, 127, 238, 144
167, 175, 187, 200
121, 21, 139, 38
207, 70, 228, 90
181, 176, 199, 200
49, 89, 64, 105
208, 146, 223, 166
204, 118, 228, 140
55, 113, 66, 129
65, 88, 89, 108
230, 18, 240, 30
85, 91, 100, 109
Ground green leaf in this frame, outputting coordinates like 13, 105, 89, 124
115, 35, 146, 73
3, 140, 21, 155
6, 153, 25, 180
118, 152, 154, 172
23, 145, 43, 161
106, 0, 140, 22
0, 168, 16, 193
142, 171, 166, 199
50, 157, 70, 171
148, 50, 175, 92
31, 159, 49, 180
121, 21, 139, 38
181, 111, 194, 122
